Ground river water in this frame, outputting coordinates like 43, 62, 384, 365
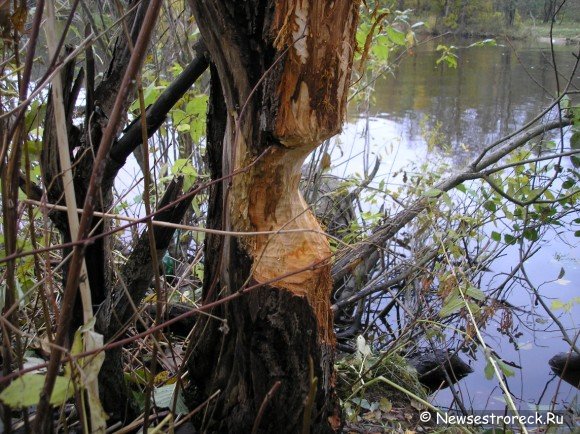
335, 38, 579, 414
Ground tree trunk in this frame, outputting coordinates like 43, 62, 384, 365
543, 0, 556, 22
185, 1, 359, 432
504, 0, 517, 26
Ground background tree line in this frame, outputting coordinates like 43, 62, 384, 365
396, 0, 580, 32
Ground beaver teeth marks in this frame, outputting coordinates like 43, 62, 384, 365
293, 1, 309, 64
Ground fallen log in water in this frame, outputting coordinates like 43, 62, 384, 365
549, 352, 580, 389
407, 349, 473, 393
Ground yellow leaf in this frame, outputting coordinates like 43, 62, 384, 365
0, 373, 74, 408
154, 370, 170, 385
11, 6, 27, 33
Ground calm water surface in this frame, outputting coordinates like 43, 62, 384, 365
335, 38, 579, 412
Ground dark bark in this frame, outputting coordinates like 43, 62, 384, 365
106, 40, 209, 177
96, 177, 195, 424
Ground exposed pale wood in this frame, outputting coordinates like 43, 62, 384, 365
227, 1, 360, 343
271, 1, 358, 146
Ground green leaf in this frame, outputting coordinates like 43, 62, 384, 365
172, 159, 197, 190
465, 286, 485, 301
386, 27, 406, 46
25, 101, 46, 132
423, 188, 442, 198
467, 301, 481, 315
24, 140, 42, 157
483, 200, 497, 212
379, 397, 392, 412
441, 192, 452, 207
350, 397, 373, 411
523, 228, 539, 242
562, 178, 575, 189
439, 295, 464, 318
484, 359, 494, 380
570, 131, 580, 150
172, 108, 187, 125
187, 94, 209, 142
125, 368, 151, 385
185, 94, 208, 116
371, 36, 390, 61
153, 383, 188, 415
163, 253, 175, 276
65, 329, 84, 378
455, 183, 466, 193
497, 359, 515, 377
405, 30, 415, 47
491, 231, 501, 242
143, 83, 163, 107
504, 234, 517, 245
0, 374, 73, 408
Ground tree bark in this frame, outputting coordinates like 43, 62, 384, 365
185, 1, 359, 433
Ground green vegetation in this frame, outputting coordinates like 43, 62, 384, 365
525, 21, 580, 40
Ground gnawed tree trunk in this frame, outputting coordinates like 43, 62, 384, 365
185, 1, 359, 432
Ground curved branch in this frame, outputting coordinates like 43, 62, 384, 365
106, 40, 209, 177
332, 118, 571, 283
332, 247, 438, 311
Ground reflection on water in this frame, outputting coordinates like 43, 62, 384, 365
349, 38, 578, 167
338, 38, 579, 412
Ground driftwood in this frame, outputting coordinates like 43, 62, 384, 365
407, 349, 473, 393
301, 167, 384, 343
302, 172, 357, 238
549, 352, 580, 389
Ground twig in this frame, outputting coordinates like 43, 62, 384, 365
251, 381, 281, 434
0, 256, 332, 386
332, 117, 570, 282
33, 0, 164, 430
